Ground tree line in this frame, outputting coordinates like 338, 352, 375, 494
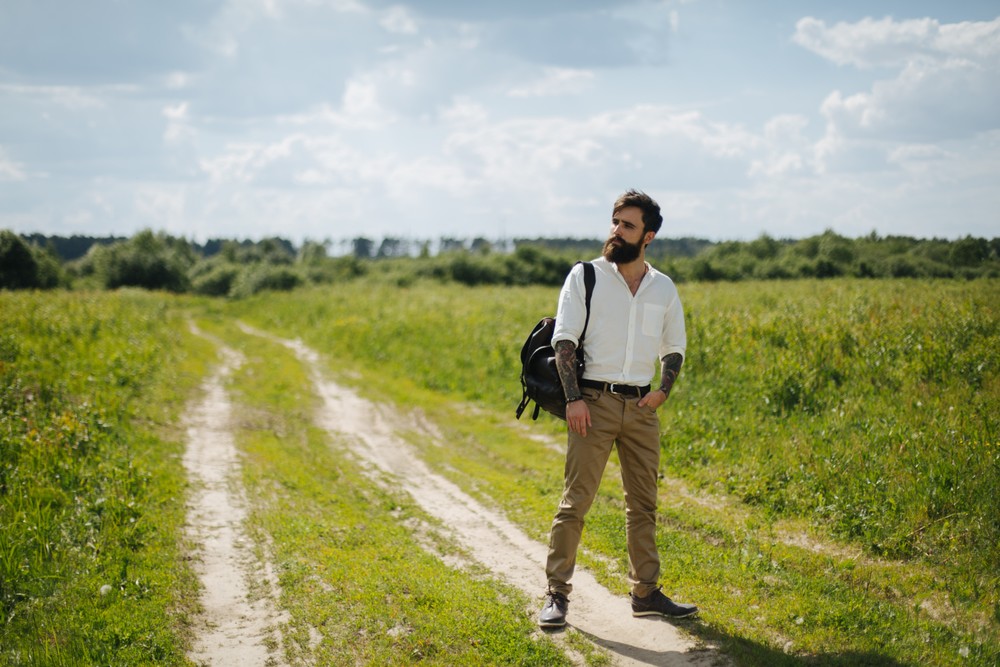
2, 228, 998, 296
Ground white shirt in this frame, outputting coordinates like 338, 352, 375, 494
551, 257, 686, 386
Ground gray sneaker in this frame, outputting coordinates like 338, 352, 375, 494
630, 587, 698, 618
538, 591, 569, 628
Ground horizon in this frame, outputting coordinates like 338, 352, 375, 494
17, 226, 997, 259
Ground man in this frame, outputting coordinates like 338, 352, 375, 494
538, 189, 697, 628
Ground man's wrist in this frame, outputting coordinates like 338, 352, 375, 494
565, 395, 584, 404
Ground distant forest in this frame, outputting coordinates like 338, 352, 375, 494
2, 228, 998, 297
13, 232, 717, 264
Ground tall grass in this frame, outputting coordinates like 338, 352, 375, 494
669, 281, 999, 567
228, 277, 999, 665
0, 290, 210, 665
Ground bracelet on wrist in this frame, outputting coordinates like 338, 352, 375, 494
565, 395, 584, 404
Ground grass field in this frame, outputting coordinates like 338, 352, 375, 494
2, 278, 997, 665
0, 291, 214, 665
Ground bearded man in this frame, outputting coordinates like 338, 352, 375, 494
538, 189, 698, 628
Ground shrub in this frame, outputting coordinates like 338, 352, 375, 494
950, 236, 990, 267
0, 230, 64, 289
91, 230, 194, 292
229, 265, 303, 298
191, 263, 241, 296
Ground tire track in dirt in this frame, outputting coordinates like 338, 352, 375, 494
242, 323, 721, 667
183, 325, 290, 667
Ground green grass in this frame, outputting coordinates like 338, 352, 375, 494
0, 290, 214, 665
3, 278, 997, 665
226, 277, 999, 666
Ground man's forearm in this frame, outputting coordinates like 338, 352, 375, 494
554, 339, 582, 400
658, 353, 683, 399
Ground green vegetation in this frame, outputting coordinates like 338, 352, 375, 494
0, 291, 212, 665
2, 276, 996, 665
229, 278, 999, 666
0, 230, 66, 290
3, 229, 999, 295
672, 232, 1000, 282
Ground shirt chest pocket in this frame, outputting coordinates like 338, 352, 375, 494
641, 304, 666, 337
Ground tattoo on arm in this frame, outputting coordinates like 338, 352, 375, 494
554, 340, 582, 399
658, 353, 683, 399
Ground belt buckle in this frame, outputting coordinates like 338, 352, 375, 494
609, 383, 627, 395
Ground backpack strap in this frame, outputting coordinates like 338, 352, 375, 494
578, 261, 595, 349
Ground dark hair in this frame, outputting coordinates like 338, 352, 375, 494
613, 189, 662, 235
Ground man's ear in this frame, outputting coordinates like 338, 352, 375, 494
644, 230, 656, 247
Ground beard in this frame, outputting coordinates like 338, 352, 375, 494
602, 235, 643, 264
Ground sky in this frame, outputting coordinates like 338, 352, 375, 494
1, 0, 998, 246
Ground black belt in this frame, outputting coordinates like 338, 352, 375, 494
579, 379, 651, 398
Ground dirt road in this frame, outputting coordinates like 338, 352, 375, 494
183, 327, 290, 667
182, 325, 721, 666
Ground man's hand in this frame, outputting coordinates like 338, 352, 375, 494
639, 353, 683, 411
637, 388, 668, 410
566, 399, 591, 436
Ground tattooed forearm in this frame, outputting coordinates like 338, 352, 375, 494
658, 353, 683, 399
554, 339, 582, 399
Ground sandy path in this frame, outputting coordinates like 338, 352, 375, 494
243, 324, 720, 667
183, 326, 290, 667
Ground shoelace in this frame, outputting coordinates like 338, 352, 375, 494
545, 593, 568, 609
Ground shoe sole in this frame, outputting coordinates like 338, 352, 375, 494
632, 609, 699, 618
538, 619, 567, 628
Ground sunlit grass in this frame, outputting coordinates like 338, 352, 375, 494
4, 278, 996, 666
228, 277, 1000, 666
0, 290, 214, 665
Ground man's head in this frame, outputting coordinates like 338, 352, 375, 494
614, 189, 662, 236
603, 189, 662, 264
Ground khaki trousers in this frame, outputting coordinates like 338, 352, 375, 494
545, 387, 662, 598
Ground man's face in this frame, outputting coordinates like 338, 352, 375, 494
603, 206, 650, 264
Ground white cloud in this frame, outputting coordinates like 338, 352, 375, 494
887, 143, 948, 161
275, 75, 398, 130
199, 134, 308, 185
380, 5, 418, 34
807, 17, 1000, 140
179, 100, 771, 240
163, 102, 196, 144
0, 84, 114, 110
342, 80, 383, 118
135, 186, 186, 228
794, 16, 939, 69
507, 67, 595, 97
163, 102, 189, 122
0, 148, 27, 182
794, 16, 1000, 69
164, 71, 193, 90
440, 97, 489, 126
794, 16, 1000, 175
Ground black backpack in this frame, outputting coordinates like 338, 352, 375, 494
516, 261, 596, 421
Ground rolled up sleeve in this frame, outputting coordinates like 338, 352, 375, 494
551, 264, 587, 348
659, 289, 686, 360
